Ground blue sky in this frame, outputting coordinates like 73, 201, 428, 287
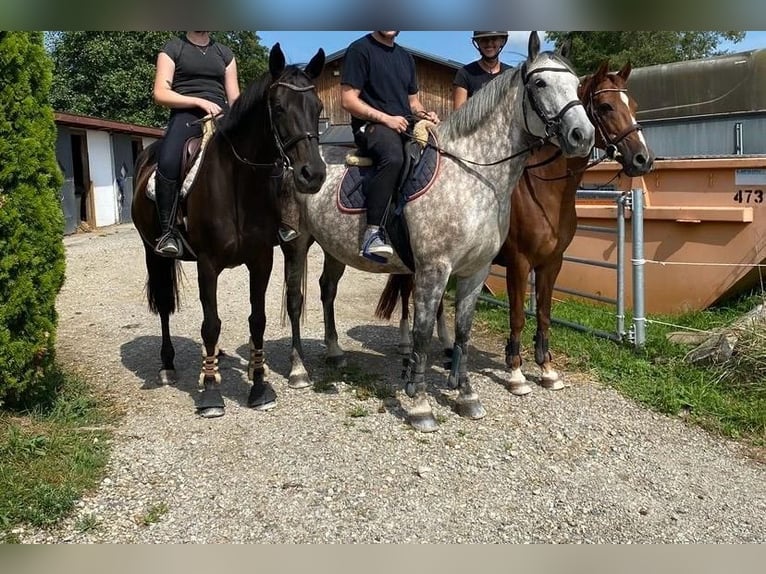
257, 31, 766, 67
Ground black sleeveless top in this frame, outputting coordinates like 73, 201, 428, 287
454, 60, 513, 98
161, 36, 235, 108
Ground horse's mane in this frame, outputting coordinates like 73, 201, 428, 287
439, 51, 574, 142
218, 64, 308, 135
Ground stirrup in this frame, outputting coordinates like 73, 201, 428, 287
278, 226, 301, 243
155, 231, 181, 257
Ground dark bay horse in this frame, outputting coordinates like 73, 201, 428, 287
132, 44, 326, 418
282, 32, 595, 432
376, 60, 655, 395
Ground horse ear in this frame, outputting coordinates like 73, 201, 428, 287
304, 48, 325, 80
557, 36, 573, 60
528, 31, 540, 60
269, 43, 286, 78
597, 59, 610, 79
619, 60, 632, 80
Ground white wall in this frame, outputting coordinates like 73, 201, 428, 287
86, 130, 117, 228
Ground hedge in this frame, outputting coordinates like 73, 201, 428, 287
0, 32, 66, 406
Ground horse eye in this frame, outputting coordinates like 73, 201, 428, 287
534, 78, 546, 88
598, 103, 613, 114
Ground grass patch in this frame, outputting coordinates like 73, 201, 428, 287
0, 368, 115, 542
322, 364, 394, 402
474, 291, 766, 447
347, 405, 369, 418
137, 502, 168, 526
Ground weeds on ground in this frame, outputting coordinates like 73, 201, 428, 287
0, 369, 114, 542
474, 290, 766, 447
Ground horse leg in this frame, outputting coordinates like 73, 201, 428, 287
436, 296, 454, 360
404, 267, 449, 432
398, 277, 413, 356
196, 257, 225, 418
143, 245, 180, 385
534, 259, 564, 390
320, 250, 347, 369
282, 235, 313, 389
245, 250, 277, 409
505, 255, 533, 396
448, 270, 487, 420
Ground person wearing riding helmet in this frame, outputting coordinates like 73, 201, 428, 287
453, 31, 513, 109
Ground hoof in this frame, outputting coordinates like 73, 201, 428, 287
198, 406, 225, 418
408, 411, 439, 433
248, 382, 277, 410
455, 396, 486, 420
158, 369, 176, 385
196, 387, 225, 418
508, 381, 533, 396
325, 354, 347, 369
398, 344, 411, 356
443, 347, 453, 359
288, 369, 312, 389
541, 379, 564, 391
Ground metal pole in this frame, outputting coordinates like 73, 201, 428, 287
631, 188, 646, 348
616, 193, 626, 340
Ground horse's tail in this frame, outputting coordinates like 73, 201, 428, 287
144, 247, 181, 316
375, 274, 413, 320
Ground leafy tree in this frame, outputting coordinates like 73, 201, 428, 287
546, 31, 746, 74
48, 31, 269, 128
0, 32, 65, 406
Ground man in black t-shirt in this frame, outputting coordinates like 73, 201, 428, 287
453, 31, 512, 110
341, 31, 440, 262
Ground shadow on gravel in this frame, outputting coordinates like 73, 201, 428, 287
120, 335, 254, 408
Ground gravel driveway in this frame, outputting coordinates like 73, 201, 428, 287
21, 224, 766, 543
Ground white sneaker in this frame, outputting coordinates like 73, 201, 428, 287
360, 226, 393, 261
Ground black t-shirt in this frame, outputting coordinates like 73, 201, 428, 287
341, 34, 419, 133
453, 60, 513, 98
161, 36, 235, 108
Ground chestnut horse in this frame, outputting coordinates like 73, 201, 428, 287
131, 44, 326, 418
376, 60, 654, 394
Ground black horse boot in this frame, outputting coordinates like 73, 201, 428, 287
154, 171, 181, 257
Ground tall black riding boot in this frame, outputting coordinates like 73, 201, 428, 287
154, 171, 181, 257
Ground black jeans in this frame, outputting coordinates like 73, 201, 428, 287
355, 123, 405, 226
157, 109, 206, 181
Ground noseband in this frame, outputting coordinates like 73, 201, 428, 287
587, 87, 643, 160
521, 60, 584, 140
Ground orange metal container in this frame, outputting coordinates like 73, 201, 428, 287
487, 156, 766, 314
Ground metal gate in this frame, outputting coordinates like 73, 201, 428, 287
480, 187, 646, 348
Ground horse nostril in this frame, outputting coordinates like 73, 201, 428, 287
300, 165, 313, 182
570, 127, 583, 143
633, 153, 647, 167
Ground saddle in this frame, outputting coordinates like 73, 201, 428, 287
145, 117, 215, 201
338, 120, 440, 271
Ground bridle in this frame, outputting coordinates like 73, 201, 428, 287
586, 86, 643, 161
521, 59, 585, 141
218, 75, 320, 176
410, 57, 586, 168
525, 78, 644, 182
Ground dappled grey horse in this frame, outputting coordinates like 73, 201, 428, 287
281, 32, 595, 432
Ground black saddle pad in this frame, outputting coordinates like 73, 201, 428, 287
336, 132, 441, 213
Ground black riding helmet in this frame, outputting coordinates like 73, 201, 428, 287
472, 31, 509, 56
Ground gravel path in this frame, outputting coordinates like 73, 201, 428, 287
21, 224, 766, 543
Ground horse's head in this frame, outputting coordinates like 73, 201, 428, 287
580, 60, 655, 177
520, 32, 594, 158
267, 43, 327, 193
